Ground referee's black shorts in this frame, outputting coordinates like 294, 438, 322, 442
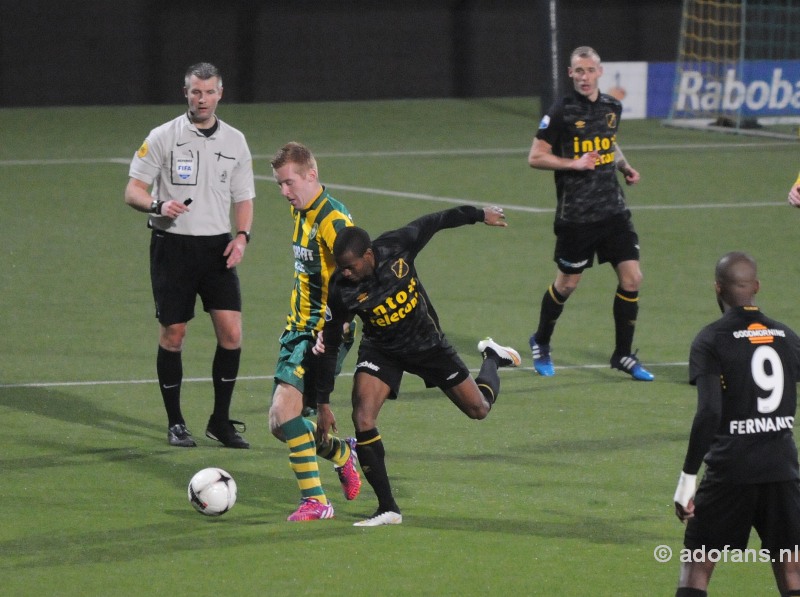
150, 230, 241, 326
684, 478, 800, 555
354, 340, 470, 399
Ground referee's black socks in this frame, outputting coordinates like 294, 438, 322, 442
157, 345, 183, 426
212, 345, 241, 421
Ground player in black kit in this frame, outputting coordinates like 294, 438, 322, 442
313, 205, 521, 526
527, 46, 653, 381
673, 252, 800, 597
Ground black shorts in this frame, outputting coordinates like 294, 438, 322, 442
684, 478, 800, 554
354, 339, 470, 399
553, 212, 639, 274
150, 230, 241, 326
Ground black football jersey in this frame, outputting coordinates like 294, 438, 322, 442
314, 206, 485, 403
688, 306, 800, 483
536, 90, 629, 225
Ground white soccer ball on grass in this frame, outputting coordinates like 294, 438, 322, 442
188, 467, 237, 516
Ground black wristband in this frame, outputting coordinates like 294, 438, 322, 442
236, 231, 250, 243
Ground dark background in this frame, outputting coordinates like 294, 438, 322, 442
0, 0, 681, 107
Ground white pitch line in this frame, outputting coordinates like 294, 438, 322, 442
254, 174, 786, 212
0, 138, 794, 168
253, 175, 551, 213
0, 362, 690, 390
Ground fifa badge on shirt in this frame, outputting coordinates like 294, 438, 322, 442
176, 158, 194, 180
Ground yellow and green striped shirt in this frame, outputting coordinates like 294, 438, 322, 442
286, 187, 353, 332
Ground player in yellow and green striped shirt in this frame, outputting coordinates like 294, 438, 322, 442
267, 142, 361, 521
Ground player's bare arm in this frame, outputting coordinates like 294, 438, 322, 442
315, 403, 338, 444
528, 138, 598, 172
614, 143, 640, 186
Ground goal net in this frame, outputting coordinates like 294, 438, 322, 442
665, 0, 800, 139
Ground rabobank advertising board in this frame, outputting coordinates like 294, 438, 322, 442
602, 60, 800, 120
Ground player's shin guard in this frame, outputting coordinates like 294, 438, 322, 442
355, 428, 399, 513
212, 346, 240, 421
282, 416, 328, 504
157, 346, 183, 425
613, 287, 639, 356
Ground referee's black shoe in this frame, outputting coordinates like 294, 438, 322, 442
205, 416, 250, 449
168, 423, 196, 447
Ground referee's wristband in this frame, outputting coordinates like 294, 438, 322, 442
673, 471, 697, 507
236, 230, 250, 244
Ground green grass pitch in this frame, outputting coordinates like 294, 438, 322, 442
1, 97, 799, 595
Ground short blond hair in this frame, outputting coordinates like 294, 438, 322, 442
270, 141, 318, 175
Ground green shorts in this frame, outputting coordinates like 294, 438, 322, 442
272, 325, 354, 405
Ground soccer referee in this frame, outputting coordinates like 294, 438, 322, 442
124, 63, 255, 449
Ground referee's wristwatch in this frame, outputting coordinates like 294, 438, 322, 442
236, 230, 251, 244
149, 199, 163, 214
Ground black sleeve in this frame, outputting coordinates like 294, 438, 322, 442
535, 99, 564, 149
397, 206, 485, 259
314, 276, 349, 405
682, 373, 722, 474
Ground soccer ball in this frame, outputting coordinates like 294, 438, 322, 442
188, 467, 237, 516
